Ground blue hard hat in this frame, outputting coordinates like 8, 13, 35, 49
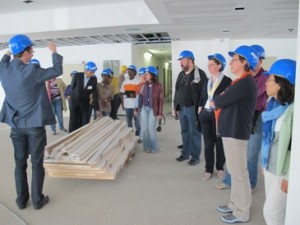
251, 45, 266, 59
9, 34, 33, 55
146, 66, 158, 77
208, 53, 226, 71
127, 65, 137, 72
228, 45, 259, 70
70, 70, 78, 76
101, 69, 111, 77
85, 61, 97, 72
263, 59, 296, 86
29, 58, 40, 66
178, 50, 195, 61
108, 68, 114, 75
138, 67, 146, 76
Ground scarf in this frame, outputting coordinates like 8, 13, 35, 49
261, 97, 289, 168
207, 73, 224, 102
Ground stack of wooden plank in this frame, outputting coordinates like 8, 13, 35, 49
44, 117, 138, 180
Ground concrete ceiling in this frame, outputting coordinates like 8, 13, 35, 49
0, 0, 298, 54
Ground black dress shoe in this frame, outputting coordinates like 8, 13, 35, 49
34, 195, 49, 210
176, 155, 188, 162
177, 144, 183, 149
17, 203, 27, 210
188, 159, 199, 166
16, 196, 29, 210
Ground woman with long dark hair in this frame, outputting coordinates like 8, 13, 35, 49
136, 66, 163, 153
261, 59, 296, 225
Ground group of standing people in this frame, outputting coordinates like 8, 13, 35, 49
174, 45, 296, 224
0, 33, 296, 225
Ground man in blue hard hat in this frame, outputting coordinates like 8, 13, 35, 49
120, 65, 142, 142
174, 50, 207, 165
0, 34, 63, 210
69, 61, 100, 133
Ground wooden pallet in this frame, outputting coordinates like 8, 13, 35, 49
44, 117, 138, 180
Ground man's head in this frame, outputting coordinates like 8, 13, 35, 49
127, 65, 137, 79
9, 34, 34, 63
178, 50, 195, 72
251, 45, 266, 74
101, 69, 111, 83
85, 61, 97, 77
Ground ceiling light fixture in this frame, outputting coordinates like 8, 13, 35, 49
234, 7, 245, 11
144, 51, 153, 59
21, 0, 34, 4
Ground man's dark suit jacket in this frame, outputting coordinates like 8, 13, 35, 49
70, 73, 99, 111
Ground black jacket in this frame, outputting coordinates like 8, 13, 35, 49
174, 67, 207, 116
199, 75, 232, 107
70, 73, 99, 111
214, 75, 257, 140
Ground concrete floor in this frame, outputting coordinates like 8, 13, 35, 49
0, 113, 266, 225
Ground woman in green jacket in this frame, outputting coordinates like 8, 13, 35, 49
261, 59, 296, 225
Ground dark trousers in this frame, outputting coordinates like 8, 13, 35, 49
10, 127, 46, 208
199, 110, 225, 173
88, 105, 97, 122
69, 104, 89, 133
110, 94, 121, 120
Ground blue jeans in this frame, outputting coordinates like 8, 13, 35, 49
50, 98, 65, 132
141, 106, 157, 152
247, 115, 263, 189
10, 127, 46, 208
179, 106, 201, 160
101, 111, 110, 117
223, 116, 263, 189
125, 108, 141, 136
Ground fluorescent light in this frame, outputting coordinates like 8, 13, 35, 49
144, 51, 153, 59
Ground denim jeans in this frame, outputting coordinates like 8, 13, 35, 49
141, 106, 158, 152
179, 106, 201, 160
223, 116, 263, 189
247, 115, 263, 189
125, 108, 141, 136
50, 98, 65, 132
101, 111, 110, 117
10, 127, 46, 208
